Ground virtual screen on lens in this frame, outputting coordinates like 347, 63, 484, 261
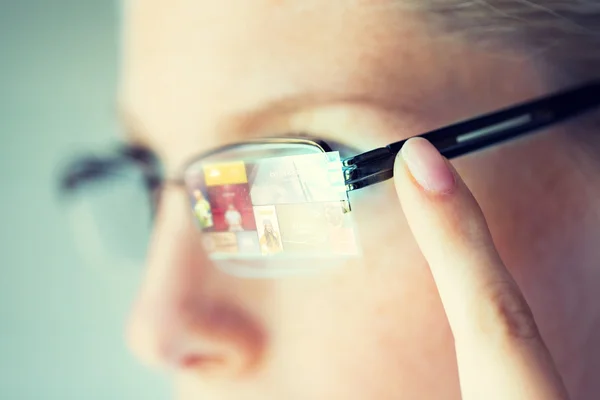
186, 152, 358, 259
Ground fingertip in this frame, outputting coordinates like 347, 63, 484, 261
392, 138, 497, 276
393, 145, 407, 186
397, 138, 456, 195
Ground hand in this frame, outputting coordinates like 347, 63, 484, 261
394, 138, 570, 400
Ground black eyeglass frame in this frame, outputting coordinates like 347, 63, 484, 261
341, 81, 600, 191
60, 81, 600, 199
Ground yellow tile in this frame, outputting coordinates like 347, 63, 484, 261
203, 161, 248, 186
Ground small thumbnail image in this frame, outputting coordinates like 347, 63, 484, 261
184, 168, 214, 229
322, 201, 359, 255
191, 189, 214, 229
202, 232, 239, 255
323, 201, 345, 228
252, 205, 284, 255
206, 184, 257, 232
203, 161, 248, 187
247, 152, 347, 206
291, 152, 347, 203
275, 201, 358, 255
246, 158, 306, 206
275, 203, 331, 253
235, 231, 261, 256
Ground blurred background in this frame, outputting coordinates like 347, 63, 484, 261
0, 1, 170, 398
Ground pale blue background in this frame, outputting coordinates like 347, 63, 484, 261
0, 1, 170, 398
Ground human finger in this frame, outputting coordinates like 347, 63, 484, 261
394, 137, 569, 400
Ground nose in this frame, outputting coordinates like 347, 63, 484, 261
127, 187, 265, 376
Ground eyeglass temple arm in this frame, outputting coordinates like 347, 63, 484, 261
343, 81, 600, 191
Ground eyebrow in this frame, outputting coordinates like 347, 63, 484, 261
118, 88, 419, 150
235, 90, 406, 119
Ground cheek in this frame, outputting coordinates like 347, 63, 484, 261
351, 180, 420, 266
262, 184, 459, 397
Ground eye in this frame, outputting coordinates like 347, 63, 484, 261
58, 144, 165, 216
57, 143, 163, 271
325, 139, 359, 159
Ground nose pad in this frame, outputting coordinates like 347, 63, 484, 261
127, 187, 265, 376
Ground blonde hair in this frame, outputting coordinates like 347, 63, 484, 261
412, 0, 600, 85
394, 1, 600, 150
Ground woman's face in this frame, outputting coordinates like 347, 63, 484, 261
122, 2, 598, 399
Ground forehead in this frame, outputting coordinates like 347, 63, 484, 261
122, 1, 418, 90
119, 1, 475, 167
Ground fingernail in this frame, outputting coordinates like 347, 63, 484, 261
400, 138, 455, 193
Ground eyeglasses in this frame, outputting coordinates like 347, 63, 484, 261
59, 81, 600, 276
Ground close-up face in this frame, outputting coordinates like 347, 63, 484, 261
120, 1, 600, 399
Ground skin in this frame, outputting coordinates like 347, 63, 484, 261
121, 1, 600, 399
